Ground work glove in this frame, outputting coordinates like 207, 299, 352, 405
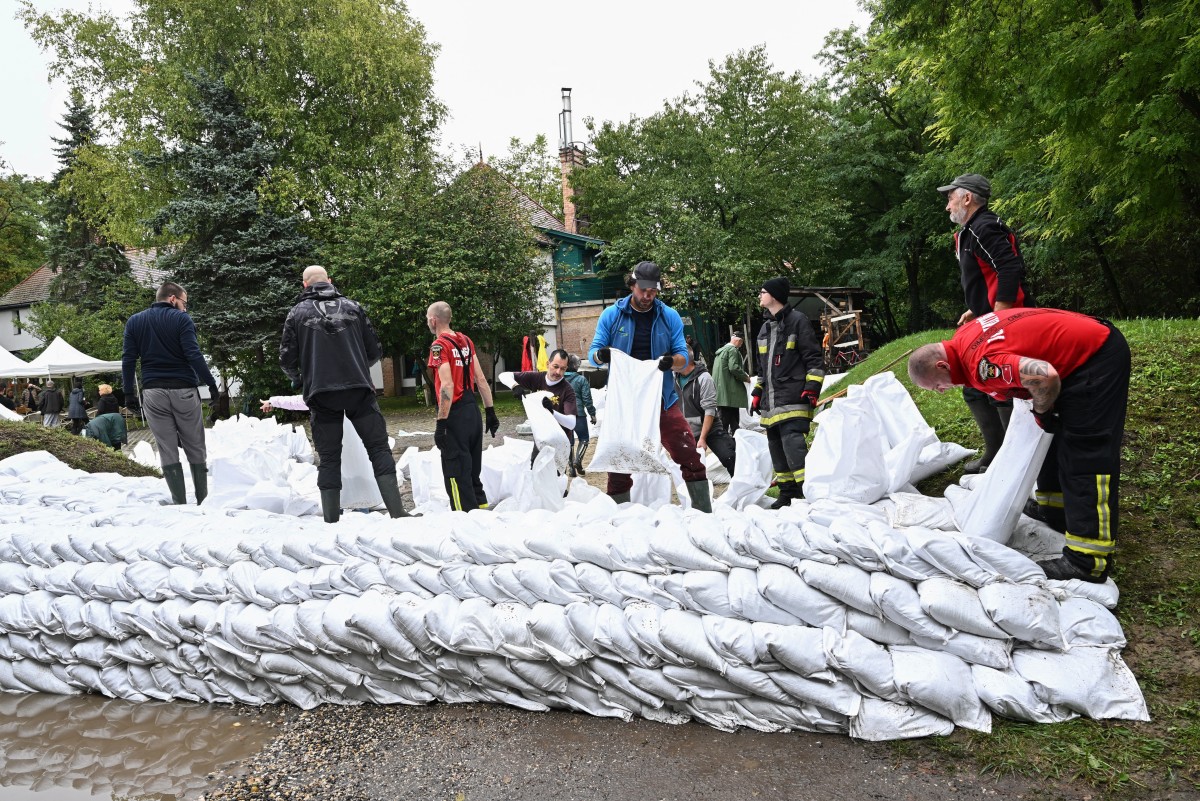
589, 415, 597, 426
541, 396, 555, 412
749, 395, 761, 415
125, 396, 140, 413
800, 389, 819, 407
511, 385, 528, 400
434, 419, 453, 454
1033, 407, 1061, 434
484, 406, 500, 438
657, 355, 675, 372
593, 347, 611, 365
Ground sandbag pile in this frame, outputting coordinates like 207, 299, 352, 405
0, 451, 1147, 740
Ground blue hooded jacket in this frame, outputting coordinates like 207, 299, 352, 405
588, 295, 687, 410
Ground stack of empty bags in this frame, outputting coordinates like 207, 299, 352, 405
0, 399, 1147, 740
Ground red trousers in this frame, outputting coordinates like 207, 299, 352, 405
606, 401, 707, 495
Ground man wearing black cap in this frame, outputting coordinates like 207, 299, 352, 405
588, 261, 711, 512
937, 173, 1036, 475
752, 275, 825, 509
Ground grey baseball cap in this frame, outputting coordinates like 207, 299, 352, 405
632, 261, 662, 290
937, 173, 991, 199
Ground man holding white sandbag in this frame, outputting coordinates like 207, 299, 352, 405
908, 308, 1130, 583
508, 348, 578, 472
588, 261, 711, 512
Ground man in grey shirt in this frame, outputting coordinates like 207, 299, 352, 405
677, 341, 736, 476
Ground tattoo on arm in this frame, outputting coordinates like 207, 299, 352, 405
1019, 357, 1061, 412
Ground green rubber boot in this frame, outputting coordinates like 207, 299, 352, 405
685, 480, 713, 513
190, 463, 208, 505
162, 463, 187, 505
320, 489, 341, 523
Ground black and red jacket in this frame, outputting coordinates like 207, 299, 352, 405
956, 207, 1034, 316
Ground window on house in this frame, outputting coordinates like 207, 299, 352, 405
12, 310, 21, 336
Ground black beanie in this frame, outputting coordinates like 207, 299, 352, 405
762, 276, 790, 305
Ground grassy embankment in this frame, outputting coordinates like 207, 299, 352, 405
2, 321, 1196, 796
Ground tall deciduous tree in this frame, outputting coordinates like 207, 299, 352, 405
20, 0, 444, 231
0, 159, 47, 293
44, 90, 130, 308
149, 73, 312, 407
572, 47, 845, 324
489, 135, 564, 220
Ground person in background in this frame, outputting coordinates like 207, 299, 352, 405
907, 308, 1130, 583
751, 275, 825, 509
0, 384, 14, 411
678, 340, 737, 477
509, 348, 577, 473
564, 354, 597, 477
711, 331, 749, 438
938, 173, 1035, 474
84, 412, 128, 451
38, 379, 64, 428
95, 384, 120, 416
588, 260, 711, 512
67, 377, 90, 434
427, 300, 500, 512
19, 381, 39, 412
280, 265, 412, 523
123, 281, 219, 505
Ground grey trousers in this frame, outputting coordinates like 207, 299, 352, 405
142, 387, 207, 467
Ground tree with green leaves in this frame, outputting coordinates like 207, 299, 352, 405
325, 162, 548, 383
488, 135, 564, 220
0, 159, 47, 293
44, 90, 129, 308
572, 47, 845, 326
20, 0, 444, 238
149, 72, 312, 411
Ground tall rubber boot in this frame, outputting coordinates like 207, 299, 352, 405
320, 489, 341, 523
189, 463, 208, 505
162, 463, 187, 505
610, 492, 631, 504
375, 474, 412, 518
963, 395, 1007, 474
575, 440, 590, 477
685, 480, 713, 513
567, 443, 578, 478
769, 481, 798, 510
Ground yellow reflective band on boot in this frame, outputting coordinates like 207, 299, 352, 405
1035, 490, 1065, 509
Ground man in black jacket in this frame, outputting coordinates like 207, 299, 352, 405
123, 281, 219, 504
938, 173, 1036, 474
280, 265, 411, 522
752, 275, 825, 509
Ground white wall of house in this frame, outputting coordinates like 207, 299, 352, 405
0, 308, 43, 354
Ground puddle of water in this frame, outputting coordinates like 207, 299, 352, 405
0, 693, 275, 801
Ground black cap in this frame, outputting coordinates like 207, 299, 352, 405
937, 173, 991, 199
632, 261, 662, 290
761, 276, 791, 305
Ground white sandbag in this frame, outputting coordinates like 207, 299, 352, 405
703, 449, 730, 485
755, 564, 848, 631
1046, 578, 1120, 610
849, 697, 954, 741
971, 664, 1079, 724
503, 447, 566, 512
845, 609, 913, 646
869, 572, 953, 643
796, 560, 877, 616
522, 391, 571, 475
480, 437, 534, 505
822, 627, 899, 702
954, 400, 1053, 544
587, 350, 669, 475
715, 429, 773, 510
917, 576, 1009, 639
977, 582, 1064, 649
891, 645, 991, 731
804, 392, 889, 503
1058, 597, 1126, 648
1012, 646, 1149, 720
884, 493, 958, 531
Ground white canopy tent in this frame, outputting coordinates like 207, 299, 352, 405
0, 344, 31, 377
5, 337, 122, 379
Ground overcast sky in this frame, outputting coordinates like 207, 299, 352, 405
2, 0, 871, 180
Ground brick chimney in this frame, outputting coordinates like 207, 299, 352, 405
558, 88, 587, 235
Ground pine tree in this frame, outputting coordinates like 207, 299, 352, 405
150, 72, 312, 409
45, 89, 130, 307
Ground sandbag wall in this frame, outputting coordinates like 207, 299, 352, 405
0, 453, 1147, 740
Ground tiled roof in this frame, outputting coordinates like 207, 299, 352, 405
0, 247, 167, 309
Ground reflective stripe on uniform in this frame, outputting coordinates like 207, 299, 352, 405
791, 468, 805, 484
761, 407, 813, 427
775, 472, 796, 484
1035, 490, 1065, 508
449, 478, 463, 511
806, 372, 824, 384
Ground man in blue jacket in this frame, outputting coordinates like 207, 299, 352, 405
122, 281, 219, 505
588, 261, 710, 512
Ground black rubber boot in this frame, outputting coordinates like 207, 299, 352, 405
189, 463, 208, 505
1039, 549, 1109, 583
963, 395, 1007, 474
567, 443, 578, 478
769, 482, 798, 510
685, 480, 713, 513
610, 492, 631, 504
162, 463, 187, 505
320, 489, 341, 523
375, 474, 412, 518
575, 440, 590, 477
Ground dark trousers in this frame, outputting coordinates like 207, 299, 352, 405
718, 406, 742, 435
766, 417, 810, 491
1035, 325, 1130, 574
705, 426, 737, 476
309, 388, 395, 491
606, 401, 707, 496
441, 395, 487, 511
574, 415, 590, 445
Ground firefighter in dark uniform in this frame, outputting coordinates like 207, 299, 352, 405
281, 265, 412, 523
751, 275, 825, 509
426, 300, 499, 511
938, 173, 1036, 474
907, 308, 1131, 583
